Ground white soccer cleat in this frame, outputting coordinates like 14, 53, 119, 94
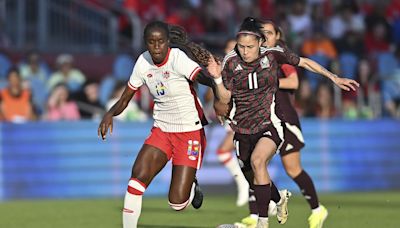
276, 189, 292, 224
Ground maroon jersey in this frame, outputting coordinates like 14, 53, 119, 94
222, 45, 300, 134
275, 64, 301, 126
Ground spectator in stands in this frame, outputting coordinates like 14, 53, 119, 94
75, 81, 104, 120
327, 1, 365, 41
47, 54, 86, 93
19, 50, 49, 83
106, 82, 147, 122
0, 67, 35, 122
335, 31, 366, 57
45, 83, 80, 121
382, 51, 400, 118
295, 79, 315, 117
301, 24, 338, 60
364, 22, 391, 55
315, 82, 336, 118
288, 0, 312, 49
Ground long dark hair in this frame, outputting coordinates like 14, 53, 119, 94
169, 24, 217, 66
237, 17, 265, 42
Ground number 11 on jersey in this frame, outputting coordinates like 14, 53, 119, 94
248, 72, 258, 89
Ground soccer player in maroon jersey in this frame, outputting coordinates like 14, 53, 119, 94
207, 17, 358, 228
236, 20, 329, 228
98, 21, 220, 228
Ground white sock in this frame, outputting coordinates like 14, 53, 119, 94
123, 178, 146, 228
217, 150, 245, 185
312, 205, 322, 214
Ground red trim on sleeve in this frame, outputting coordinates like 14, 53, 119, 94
155, 48, 171, 67
127, 82, 138, 91
281, 64, 297, 77
189, 67, 202, 81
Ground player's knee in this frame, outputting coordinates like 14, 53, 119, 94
285, 166, 302, 178
168, 191, 190, 211
250, 156, 266, 172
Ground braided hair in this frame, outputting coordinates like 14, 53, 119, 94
169, 24, 215, 66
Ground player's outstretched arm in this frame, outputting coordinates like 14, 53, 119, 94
298, 57, 360, 91
207, 56, 231, 104
98, 85, 135, 140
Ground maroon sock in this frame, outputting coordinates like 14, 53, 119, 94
270, 181, 281, 203
248, 188, 258, 215
253, 184, 271, 217
293, 170, 319, 209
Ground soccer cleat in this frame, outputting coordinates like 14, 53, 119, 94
308, 205, 328, 228
191, 178, 203, 209
276, 189, 292, 224
233, 215, 257, 228
256, 218, 269, 228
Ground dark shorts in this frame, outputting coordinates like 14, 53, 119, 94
279, 121, 305, 156
233, 123, 284, 171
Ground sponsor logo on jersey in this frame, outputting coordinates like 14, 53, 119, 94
260, 56, 270, 69
234, 64, 243, 71
187, 140, 200, 161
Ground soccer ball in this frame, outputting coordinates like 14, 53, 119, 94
268, 200, 277, 216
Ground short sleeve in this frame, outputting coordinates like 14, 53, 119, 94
281, 64, 297, 77
127, 56, 144, 91
173, 49, 202, 81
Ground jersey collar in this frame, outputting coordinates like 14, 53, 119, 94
155, 48, 171, 67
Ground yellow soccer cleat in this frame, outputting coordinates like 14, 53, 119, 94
308, 205, 328, 228
233, 215, 258, 228
276, 189, 292, 224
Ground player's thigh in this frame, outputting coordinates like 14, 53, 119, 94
131, 144, 169, 186
169, 165, 197, 203
251, 137, 277, 168
233, 132, 254, 171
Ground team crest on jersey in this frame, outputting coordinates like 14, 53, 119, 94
155, 81, 166, 96
163, 71, 170, 79
260, 56, 270, 69
187, 140, 200, 161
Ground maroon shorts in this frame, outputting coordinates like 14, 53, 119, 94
233, 123, 283, 171
279, 122, 305, 156
144, 127, 206, 169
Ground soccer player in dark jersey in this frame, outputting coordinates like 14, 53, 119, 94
207, 17, 358, 228
236, 20, 329, 228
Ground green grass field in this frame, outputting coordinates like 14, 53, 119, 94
0, 192, 399, 228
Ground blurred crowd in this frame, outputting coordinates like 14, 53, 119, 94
1, 0, 400, 123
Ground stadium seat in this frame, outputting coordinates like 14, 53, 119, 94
98, 76, 117, 106
112, 54, 134, 81
29, 78, 49, 115
0, 53, 12, 79
339, 53, 358, 79
377, 52, 398, 78
305, 54, 330, 90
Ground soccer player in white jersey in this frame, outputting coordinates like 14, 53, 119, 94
98, 21, 220, 228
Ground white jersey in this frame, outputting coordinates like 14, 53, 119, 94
128, 48, 205, 132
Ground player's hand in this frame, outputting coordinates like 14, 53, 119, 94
207, 55, 222, 79
214, 100, 229, 117
98, 114, 113, 140
331, 76, 360, 91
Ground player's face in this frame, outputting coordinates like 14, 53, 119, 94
261, 23, 280, 48
145, 29, 170, 64
236, 35, 262, 63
